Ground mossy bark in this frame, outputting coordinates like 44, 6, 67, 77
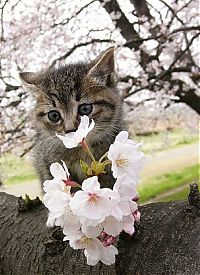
0, 184, 199, 275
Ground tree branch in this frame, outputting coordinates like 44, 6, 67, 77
0, 0, 9, 41
50, 0, 97, 28
50, 38, 113, 67
0, 185, 199, 274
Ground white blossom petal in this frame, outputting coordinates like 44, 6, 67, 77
115, 131, 128, 143
80, 216, 105, 227
114, 174, 138, 201
70, 177, 120, 222
81, 176, 100, 192
82, 224, 103, 238
44, 191, 69, 209
68, 234, 104, 266
50, 162, 67, 179
87, 118, 95, 132
129, 201, 138, 213
43, 179, 65, 193
46, 212, 56, 227
103, 216, 123, 237
110, 204, 123, 221
56, 132, 78, 148
108, 132, 146, 179
57, 115, 95, 148
100, 245, 118, 265
121, 214, 135, 235
61, 160, 70, 177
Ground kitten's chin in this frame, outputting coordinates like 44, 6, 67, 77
87, 131, 114, 148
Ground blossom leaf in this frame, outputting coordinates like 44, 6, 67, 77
80, 159, 89, 175
91, 161, 106, 176
80, 159, 93, 176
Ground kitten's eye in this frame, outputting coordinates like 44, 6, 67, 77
78, 103, 93, 116
48, 110, 61, 123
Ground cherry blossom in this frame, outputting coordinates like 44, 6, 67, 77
114, 173, 138, 201
82, 215, 123, 238
43, 160, 79, 193
66, 233, 118, 266
100, 244, 118, 265
107, 131, 146, 179
57, 115, 95, 149
67, 233, 104, 265
43, 127, 144, 265
70, 176, 120, 224
44, 188, 81, 235
43, 160, 81, 233
44, 190, 70, 224
43, 161, 69, 192
111, 174, 139, 216
121, 214, 136, 235
50, 161, 70, 180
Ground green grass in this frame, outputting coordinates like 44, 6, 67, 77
0, 153, 37, 185
138, 164, 199, 203
161, 186, 190, 202
130, 128, 199, 154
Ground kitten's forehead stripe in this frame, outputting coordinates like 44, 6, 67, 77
93, 100, 115, 110
37, 112, 46, 117
42, 63, 89, 104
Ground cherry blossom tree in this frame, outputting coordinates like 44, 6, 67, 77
0, 0, 199, 153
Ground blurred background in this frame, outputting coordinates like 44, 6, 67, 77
0, 0, 199, 204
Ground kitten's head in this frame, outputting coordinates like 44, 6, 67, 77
19, 47, 123, 146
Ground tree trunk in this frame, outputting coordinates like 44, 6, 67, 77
0, 184, 199, 275
130, 0, 152, 19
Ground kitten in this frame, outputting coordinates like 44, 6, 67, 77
20, 47, 124, 188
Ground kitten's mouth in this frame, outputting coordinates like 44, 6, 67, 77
65, 128, 77, 134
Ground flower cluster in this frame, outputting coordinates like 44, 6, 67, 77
43, 115, 145, 266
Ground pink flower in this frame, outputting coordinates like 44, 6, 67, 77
65, 233, 118, 266
82, 216, 123, 238
43, 161, 79, 194
69, 176, 120, 224
108, 131, 146, 180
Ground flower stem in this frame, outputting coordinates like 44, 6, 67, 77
63, 179, 82, 188
81, 139, 96, 162
99, 151, 108, 163
103, 160, 112, 166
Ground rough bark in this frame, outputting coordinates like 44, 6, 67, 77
0, 184, 199, 275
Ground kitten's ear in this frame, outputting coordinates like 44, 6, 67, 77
87, 47, 116, 87
19, 72, 43, 92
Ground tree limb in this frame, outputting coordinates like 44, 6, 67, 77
0, 184, 199, 274
50, 38, 113, 67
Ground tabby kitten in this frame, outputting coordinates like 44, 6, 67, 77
20, 47, 124, 188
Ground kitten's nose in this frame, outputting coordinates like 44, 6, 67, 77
64, 119, 79, 134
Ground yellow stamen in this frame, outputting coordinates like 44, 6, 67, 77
88, 193, 100, 204
116, 156, 130, 167
80, 237, 91, 246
